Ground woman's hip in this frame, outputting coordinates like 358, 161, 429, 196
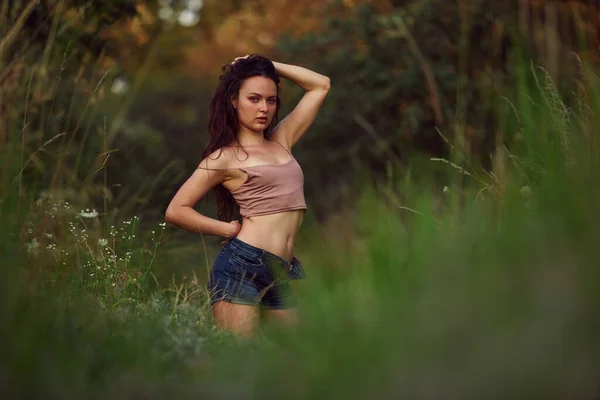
211, 237, 305, 283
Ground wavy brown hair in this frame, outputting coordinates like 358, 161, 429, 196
202, 54, 282, 221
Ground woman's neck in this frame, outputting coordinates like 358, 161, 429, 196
236, 128, 266, 146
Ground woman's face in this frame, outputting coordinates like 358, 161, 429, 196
233, 76, 278, 133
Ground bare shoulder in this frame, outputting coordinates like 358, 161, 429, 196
167, 147, 237, 210
198, 147, 236, 170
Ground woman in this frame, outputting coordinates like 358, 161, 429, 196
165, 54, 330, 337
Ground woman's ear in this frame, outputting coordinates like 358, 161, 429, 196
231, 97, 238, 110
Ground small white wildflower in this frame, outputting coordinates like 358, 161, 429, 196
78, 209, 99, 218
27, 238, 40, 254
98, 238, 108, 247
443, 186, 450, 193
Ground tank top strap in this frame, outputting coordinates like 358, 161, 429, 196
272, 140, 294, 159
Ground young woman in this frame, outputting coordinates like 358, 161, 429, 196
165, 54, 330, 337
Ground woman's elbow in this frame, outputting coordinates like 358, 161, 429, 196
164, 206, 179, 225
322, 76, 331, 91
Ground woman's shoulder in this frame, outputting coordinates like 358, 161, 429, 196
201, 145, 259, 171
199, 146, 237, 170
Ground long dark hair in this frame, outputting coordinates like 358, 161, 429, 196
202, 54, 282, 221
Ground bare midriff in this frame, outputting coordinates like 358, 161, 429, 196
234, 209, 305, 262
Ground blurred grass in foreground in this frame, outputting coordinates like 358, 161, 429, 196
2, 41, 600, 400
228, 62, 600, 399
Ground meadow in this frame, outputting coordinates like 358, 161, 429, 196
2, 9, 600, 400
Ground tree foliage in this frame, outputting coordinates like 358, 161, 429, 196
273, 0, 599, 215
3, 0, 598, 221
0, 0, 142, 204
2, 0, 138, 62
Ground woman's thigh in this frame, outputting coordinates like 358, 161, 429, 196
261, 307, 298, 330
212, 301, 260, 338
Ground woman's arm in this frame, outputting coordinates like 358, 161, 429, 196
272, 62, 331, 92
270, 61, 331, 149
165, 196, 238, 237
165, 152, 240, 238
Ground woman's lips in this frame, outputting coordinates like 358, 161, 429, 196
256, 117, 268, 124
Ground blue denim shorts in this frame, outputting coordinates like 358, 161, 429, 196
207, 237, 306, 310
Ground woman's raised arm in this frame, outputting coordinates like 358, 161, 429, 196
270, 61, 331, 149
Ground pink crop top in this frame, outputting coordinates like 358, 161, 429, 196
230, 156, 307, 217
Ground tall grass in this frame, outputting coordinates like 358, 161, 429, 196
2, 5, 600, 399
201, 59, 600, 399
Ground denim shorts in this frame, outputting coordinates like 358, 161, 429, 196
207, 237, 306, 310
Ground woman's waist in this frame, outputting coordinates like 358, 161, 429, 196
225, 237, 306, 280
235, 211, 303, 260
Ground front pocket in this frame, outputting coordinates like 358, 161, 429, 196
288, 257, 306, 280
226, 255, 264, 284
228, 249, 263, 269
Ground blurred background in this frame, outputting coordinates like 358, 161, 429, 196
4, 0, 598, 218
2, 0, 600, 398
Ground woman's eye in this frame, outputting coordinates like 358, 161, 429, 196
249, 97, 258, 102
268, 99, 276, 104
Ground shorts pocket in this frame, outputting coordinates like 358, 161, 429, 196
228, 249, 263, 270
288, 257, 306, 280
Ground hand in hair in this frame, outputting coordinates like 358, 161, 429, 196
231, 55, 250, 65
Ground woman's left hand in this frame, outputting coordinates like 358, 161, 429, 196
231, 55, 250, 65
